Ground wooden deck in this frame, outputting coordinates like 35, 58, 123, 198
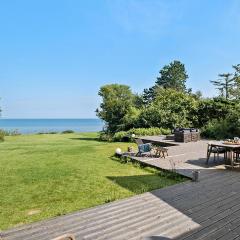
131, 140, 216, 178
2, 140, 240, 240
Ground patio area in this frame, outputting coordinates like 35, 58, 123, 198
131, 139, 226, 179
2, 140, 240, 240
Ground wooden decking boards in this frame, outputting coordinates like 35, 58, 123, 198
2, 140, 240, 240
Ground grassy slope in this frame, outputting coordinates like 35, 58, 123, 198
0, 133, 185, 230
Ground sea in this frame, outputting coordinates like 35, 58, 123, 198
0, 119, 104, 134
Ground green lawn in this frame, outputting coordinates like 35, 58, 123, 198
0, 133, 185, 230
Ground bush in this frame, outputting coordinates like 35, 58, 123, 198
128, 127, 171, 136
112, 131, 128, 142
38, 131, 57, 135
62, 130, 74, 134
0, 130, 5, 142
201, 110, 240, 139
99, 131, 113, 142
0, 129, 21, 137
111, 127, 171, 142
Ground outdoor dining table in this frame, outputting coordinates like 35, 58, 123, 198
207, 141, 240, 167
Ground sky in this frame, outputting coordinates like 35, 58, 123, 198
0, 0, 240, 118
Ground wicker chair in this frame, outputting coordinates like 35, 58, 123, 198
206, 143, 227, 164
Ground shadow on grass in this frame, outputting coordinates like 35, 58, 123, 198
110, 155, 186, 181
107, 174, 183, 194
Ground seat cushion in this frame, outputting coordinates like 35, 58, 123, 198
138, 143, 151, 153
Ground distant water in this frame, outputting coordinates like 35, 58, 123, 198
0, 119, 103, 134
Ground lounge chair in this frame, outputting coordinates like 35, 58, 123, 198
137, 143, 155, 157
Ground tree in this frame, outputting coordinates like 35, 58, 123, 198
211, 73, 234, 100
143, 60, 189, 104
96, 84, 136, 133
155, 60, 188, 91
231, 64, 240, 99
139, 88, 198, 129
195, 97, 237, 128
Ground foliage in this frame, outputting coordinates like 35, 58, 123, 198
143, 60, 188, 104
211, 73, 234, 99
139, 89, 199, 129
112, 131, 129, 142
194, 97, 238, 128
62, 130, 75, 134
96, 60, 240, 140
111, 127, 171, 142
155, 60, 188, 91
99, 131, 113, 141
0, 129, 21, 136
128, 127, 170, 136
232, 64, 240, 99
38, 131, 58, 134
100, 127, 171, 142
0, 130, 5, 141
0, 133, 184, 229
96, 84, 137, 133
201, 109, 240, 139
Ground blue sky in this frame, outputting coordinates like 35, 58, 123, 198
0, 0, 240, 118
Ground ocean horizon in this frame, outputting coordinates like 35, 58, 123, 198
0, 118, 103, 134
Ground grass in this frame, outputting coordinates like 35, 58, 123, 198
0, 132, 186, 230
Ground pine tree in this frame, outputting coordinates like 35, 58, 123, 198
155, 60, 188, 91
211, 73, 234, 100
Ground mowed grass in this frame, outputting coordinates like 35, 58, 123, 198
0, 133, 185, 230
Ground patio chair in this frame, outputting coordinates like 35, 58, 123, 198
234, 149, 240, 163
137, 143, 155, 157
51, 234, 75, 240
206, 143, 227, 164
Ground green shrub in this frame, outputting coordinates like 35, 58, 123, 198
201, 110, 240, 139
99, 131, 113, 142
0, 130, 5, 142
111, 127, 171, 142
128, 127, 171, 137
0, 129, 21, 138
62, 130, 74, 134
112, 131, 128, 142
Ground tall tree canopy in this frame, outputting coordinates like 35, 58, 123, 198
232, 64, 240, 99
139, 88, 198, 129
155, 60, 188, 91
211, 73, 234, 99
96, 84, 137, 133
143, 60, 188, 104
97, 61, 240, 139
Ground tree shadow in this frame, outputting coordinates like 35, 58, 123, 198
186, 156, 225, 168
107, 174, 184, 194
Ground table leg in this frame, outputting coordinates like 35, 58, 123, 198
230, 150, 234, 168
206, 145, 212, 164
